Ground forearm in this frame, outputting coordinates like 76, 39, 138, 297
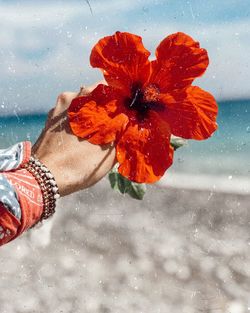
0, 87, 116, 246
0, 142, 44, 246
0, 174, 21, 245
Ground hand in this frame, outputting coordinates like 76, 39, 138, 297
32, 85, 116, 197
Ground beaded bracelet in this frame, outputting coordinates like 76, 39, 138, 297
22, 156, 60, 222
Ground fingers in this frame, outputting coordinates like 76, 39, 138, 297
77, 86, 90, 97
54, 92, 78, 115
88, 79, 107, 92
53, 80, 107, 116
77, 80, 107, 97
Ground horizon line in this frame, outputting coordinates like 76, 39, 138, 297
0, 97, 249, 119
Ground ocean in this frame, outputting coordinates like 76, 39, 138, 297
0, 99, 250, 193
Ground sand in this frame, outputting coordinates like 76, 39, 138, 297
0, 179, 249, 313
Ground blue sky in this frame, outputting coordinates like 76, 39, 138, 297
0, 0, 250, 115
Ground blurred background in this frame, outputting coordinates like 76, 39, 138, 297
0, 1, 249, 312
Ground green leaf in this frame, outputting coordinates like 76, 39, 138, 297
128, 181, 146, 200
170, 135, 187, 151
108, 168, 146, 200
109, 171, 121, 192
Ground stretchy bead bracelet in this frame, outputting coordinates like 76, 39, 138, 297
22, 156, 60, 222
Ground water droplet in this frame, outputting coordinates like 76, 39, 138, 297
178, 157, 184, 163
8, 65, 16, 73
66, 31, 72, 38
246, 126, 250, 133
228, 175, 233, 180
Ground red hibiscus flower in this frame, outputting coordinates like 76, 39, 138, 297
68, 31, 218, 183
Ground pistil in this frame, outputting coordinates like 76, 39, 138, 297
129, 88, 142, 109
126, 84, 162, 119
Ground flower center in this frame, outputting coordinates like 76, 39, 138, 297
143, 85, 160, 102
126, 84, 162, 119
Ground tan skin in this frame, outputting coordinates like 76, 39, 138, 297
32, 85, 116, 197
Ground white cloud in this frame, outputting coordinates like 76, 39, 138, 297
133, 20, 250, 100
0, 0, 153, 28
0, 1, 250, 115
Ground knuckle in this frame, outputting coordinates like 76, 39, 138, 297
48, 108, 54, 116
56, 92, 77, 108
44, 109, 55, 128
57, 92, 69, 104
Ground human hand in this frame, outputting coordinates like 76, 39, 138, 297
32, 84, 116, 196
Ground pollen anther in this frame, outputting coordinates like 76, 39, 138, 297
143, 85, 160, 102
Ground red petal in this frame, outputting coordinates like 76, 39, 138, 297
150, 32, 209, 92
90, 31, 151, 94
68, 84, 128, 144
116, 112, 174, 183
160, 86, 218, 140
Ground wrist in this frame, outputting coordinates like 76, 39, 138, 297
33, 154, 80, 197
23, 156, 60, 222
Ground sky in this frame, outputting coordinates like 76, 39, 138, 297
0, 0, 250, 116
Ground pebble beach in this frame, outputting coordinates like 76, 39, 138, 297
0, 179, 249, 313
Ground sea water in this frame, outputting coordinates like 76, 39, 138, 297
0, 99, 249, 192
171, 99, 250, 177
